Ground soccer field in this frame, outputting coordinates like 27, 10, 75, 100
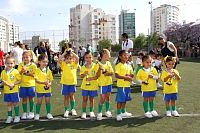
0, 58, 200, 133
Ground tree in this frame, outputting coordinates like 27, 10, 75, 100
59, 40, 68, 51
111, 44, 121, 52
134, 33, 147, 49
150, 32, 159, 47
98, 39, 112, 51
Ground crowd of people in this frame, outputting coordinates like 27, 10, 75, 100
0, 33, 182, 124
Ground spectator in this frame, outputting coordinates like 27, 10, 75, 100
0, 47, 4, 74
121, 33, 134, 53
11, 41, 23, 69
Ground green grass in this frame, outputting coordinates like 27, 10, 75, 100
0, 58, 200, 133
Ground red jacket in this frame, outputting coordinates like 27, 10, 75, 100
0, 49, 4, 66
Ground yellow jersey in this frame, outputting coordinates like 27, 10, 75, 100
161, 69, 180, 94
60, 61, 78, 85
18, 62, 37, 87
80, 63, 99, 90
136, 67, 158, 92
98, 61, 113, 86
115, 63, 134, 87
1, 69, 21, 94
35, 67, 54, 93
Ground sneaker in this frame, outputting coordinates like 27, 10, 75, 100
121, 112, 132, 118
157, 83, 163, 88
151, 110, 159, 117
21, 113, 27, 119
116, 114, 122, 121
105, 111, 112, 118
81, 112, 87, 119
13, 116, 20, 123
34, 114, 40, 120
64, 110, 69, 118
172, 110, 180, 117
5, 116, 13, 124
71, 109, 77, 116
47, 113, 53, 119
89, 112, 95, 118
27, 112, 34, 119
166, 111, 172, 117
97, 113, 102, 120
144, 112, 153, 118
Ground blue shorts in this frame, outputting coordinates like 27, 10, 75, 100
4, 93, 20, 103
142, 91, 156, 98
82, 90, 98, 97
36, 93, 52, 98
19, 87, 35, 98
61, 85, 76, 96
115, 87, 132, 103
100, 85, 112, 94
164, 93, 178, 101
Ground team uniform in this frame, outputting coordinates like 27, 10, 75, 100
1, 69, 21, 123
135, 57, 143, 75
136, 67, 159, 118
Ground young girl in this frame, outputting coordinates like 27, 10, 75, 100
96, 49, 113, 120
1, 56, 21, 123
18, 51, 37, 119
136, 55, 159, 118
161, 56, 181, 117
34, 54, 54, 120
58, 49, 79, 118
115, 50, 134, 121
80, 51, 100, 119
135, 52, 144, 75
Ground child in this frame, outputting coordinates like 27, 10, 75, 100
127, 54, 136, 85
154, 53, 163, 88
34, 54, 54, 120
58, 49, 79, 118
80, 51, 100, 119
136, 55, 159, 118
115, 50, 134, 121
18, 51, 37, 119
1, 56, 21, 123
135, 52, 144, 75
161, 56, 181, 117
96, 49, 113, 120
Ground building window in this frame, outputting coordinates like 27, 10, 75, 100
94, 15, 98, 19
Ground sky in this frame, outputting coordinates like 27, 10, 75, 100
0, 0, 200, 40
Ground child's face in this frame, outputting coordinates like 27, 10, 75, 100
65, 56, 74, 64
119, 52, 129, 63
85, 53, 93, 64
166, 61, 175, 69
39, 58, 48, 68
6, 58, 15, 70
156, 56, 161, 60
143, 58, 152, 69
23, 53, 32, 64
102, 51, 111, 61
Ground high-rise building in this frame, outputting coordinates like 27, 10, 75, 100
119, 10, 136, 39
151, 4, 179, 35
0, 16, 19, 52
69, 4, 116, 51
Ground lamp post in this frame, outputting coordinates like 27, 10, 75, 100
148, 1, 153, 53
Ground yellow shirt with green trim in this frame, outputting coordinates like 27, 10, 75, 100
136, 67, 158, 92
18, 62, 37, 87
35, 67, 54, 93
98, 61, 113, 86
1, 69, 21, 94
60, 61, 78, 85
80, 63, 99, 90
115, 62, 134, 88
161, 69, 180, 94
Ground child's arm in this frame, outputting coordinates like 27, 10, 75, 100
35, 79, 47, 85
72, 51, 79, 64
87, 67, 101, 81
80, 71, 88, 79
163, 74, 173, 82
13, 80, 21, 86
173, 72, 181, 80
115, 73, 132, 82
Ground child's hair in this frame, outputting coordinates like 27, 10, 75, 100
98, 49, 109, 61
142, 55, 151, 62
64, 50, 73, 59
84, 50, 92, 57
164, 56, 176, 63
116, 50, 126, 64
138, 52, 144, 57
149, 50, 155, 55
5, 56, 15, 64
38, 54, 48, 62
22, 51, 33, 61
155, 53, 162, 58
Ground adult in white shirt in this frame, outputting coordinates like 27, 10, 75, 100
11, 41, 24, 69
121, 33, 134, 53
79, 46, 86, 66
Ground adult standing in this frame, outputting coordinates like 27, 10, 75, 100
11, 41, 24, 69
158, 36, 179, 68
121, 33, 134, 53
0, 47, 4, 74
79, 46, 86, 66
38, 42, 47, 55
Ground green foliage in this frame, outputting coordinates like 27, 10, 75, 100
58, 40, 68, 50
98, 39, 112, 51
150, 32, 159, 46
134, 33, 147, 49
111, 44, 122, 52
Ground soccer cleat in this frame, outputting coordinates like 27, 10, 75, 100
5, 116, 13, 124
121, 112, 132, 118
97, 113, 103, 121
71, 109, 77, 116
13, 116, 20, 123
21, 113, 28, 119
172, 111, 180, 117
81, 112, 87, 119
46, 113, 53, 119
144, 112, 153, 118
116, 114, 122, 121
166, 111, 172, 117
151, 110, 159, 117
89, 112, 96, 118
34, 114, 40, 120
27, 112, 34, 119
105, 111, 112, 118
64, 110, 69, 118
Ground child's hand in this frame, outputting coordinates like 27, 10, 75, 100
125, 76, 133, 82
9, 83, 15, 89
86, 77, 92, 81
84, 71, 88, 75
21, 68, 26, 73
148, 74, 153, 78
